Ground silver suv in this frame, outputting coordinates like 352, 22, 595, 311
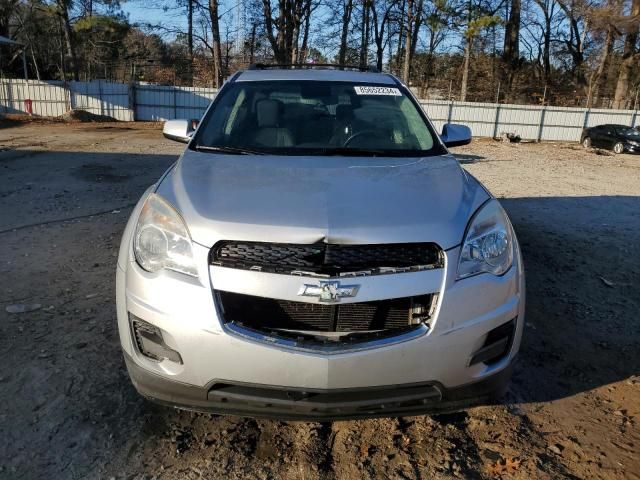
116, 66, 525, 420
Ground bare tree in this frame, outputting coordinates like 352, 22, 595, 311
187, 0, 194, 84
400, 0, 424, 81
298, 0, 313, 62
359, 0, 371, 66
458, 0, 501, 101
261, 0, 313, 64
402, 0, 414, 80
208, 0, 223, 86
585, 0, 624, 107
556, 0, 590, 90
56, 0, 79, 80
371, 0, 398, 71
187, 0, 194, 61
502, 0, 521, 96
420, 0, 455, 95
531, 0, 558, 89
339, 0, 355, 65
503, 0, 521, 66
395, 0, 406, 72
612, 0, 640, 108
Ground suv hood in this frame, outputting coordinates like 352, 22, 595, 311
156, 150, 490, 249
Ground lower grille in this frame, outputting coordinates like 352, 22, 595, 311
216, 291, 434, 336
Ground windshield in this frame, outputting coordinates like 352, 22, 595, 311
192, 81, 444, 157
617, 126, 640, 140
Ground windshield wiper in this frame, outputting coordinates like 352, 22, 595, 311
194, 145, 266, 155
319, 147, 388, 157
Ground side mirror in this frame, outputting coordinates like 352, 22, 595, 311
163, 119, 197, 143
441, 123, 472, 148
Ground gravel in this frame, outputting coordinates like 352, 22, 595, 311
0, 122, 638, 479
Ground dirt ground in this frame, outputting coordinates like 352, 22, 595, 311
0, 121, 638, 480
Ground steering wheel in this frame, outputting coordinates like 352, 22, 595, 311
343, 130, 379, 147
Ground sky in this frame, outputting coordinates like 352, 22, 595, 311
120, 1, 465, 64
121, 1, 188, 39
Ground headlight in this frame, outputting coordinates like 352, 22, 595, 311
457, 200, 514, 279
133, 193, 198, 277
628, 140, 640, 147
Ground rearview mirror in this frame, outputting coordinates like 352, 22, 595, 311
163, 119, 196, 143
441, 123, 472, 148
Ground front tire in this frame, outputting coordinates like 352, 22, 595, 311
582, 137, 591, 149
613, 142, 624, 154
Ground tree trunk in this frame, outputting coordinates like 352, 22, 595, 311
298, 0, 311, 63
249, 24, 257, 64
586, 27, 614, 108
402, 0, 414, 82
262, 0, 306, 64
556, 1, 587, 89
460, 35, 472, 101
533, 0, 553, 89
542, 14, 551, 85
613, 0, 640, 109
410, 0, 423, 60
359, 0, 370, 67
188, 0, 193, 60
395, 0, 406, 72
613, 54, 640, 109
339, 0, 354, 66
188, 0, 194, 85
370, 2, 386, 71
57, 1, 79, 80
503, 0, 520, 64
502, 0, 521, 98
291, 0, 303, 63
277, 0, 287, 63
209, 0, 224, 87
30, 44, 41, 80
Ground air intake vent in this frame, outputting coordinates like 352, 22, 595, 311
216, 291, 434, 338
469, 319, 516, 366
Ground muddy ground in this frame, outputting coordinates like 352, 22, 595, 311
0, 122, 638, 480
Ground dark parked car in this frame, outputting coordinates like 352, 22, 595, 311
581, 124, 640, 154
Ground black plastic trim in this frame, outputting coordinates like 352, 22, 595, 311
123, 352, 514, 421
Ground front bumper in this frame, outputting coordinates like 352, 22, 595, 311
624, 144, 640, 153
116, 223, 525, 419
124, 351, 514, 420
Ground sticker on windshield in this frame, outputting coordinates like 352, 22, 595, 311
354, 86, 402, 96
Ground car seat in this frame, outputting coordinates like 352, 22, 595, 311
252, 99, 295, 148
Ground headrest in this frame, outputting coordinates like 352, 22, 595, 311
256, 99, 282, 128
335, 104, 354, 121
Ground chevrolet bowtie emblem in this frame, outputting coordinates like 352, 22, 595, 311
298, 281, 360, 303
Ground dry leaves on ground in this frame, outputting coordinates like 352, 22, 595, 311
485, 457, 522, 477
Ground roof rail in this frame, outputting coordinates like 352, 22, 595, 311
248, 63, 380, 73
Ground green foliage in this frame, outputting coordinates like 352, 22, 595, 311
74, 14, 129, 35
466, 15, 502, 38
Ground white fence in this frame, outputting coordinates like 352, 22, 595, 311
0, 78, 216, 122
2, 78, 639, 142
420, 99, 640, 142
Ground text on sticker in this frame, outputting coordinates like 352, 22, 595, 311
354, 86, 402, 96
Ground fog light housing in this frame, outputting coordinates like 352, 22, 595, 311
130, 314, 183, 364
469, 318, 516, 366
